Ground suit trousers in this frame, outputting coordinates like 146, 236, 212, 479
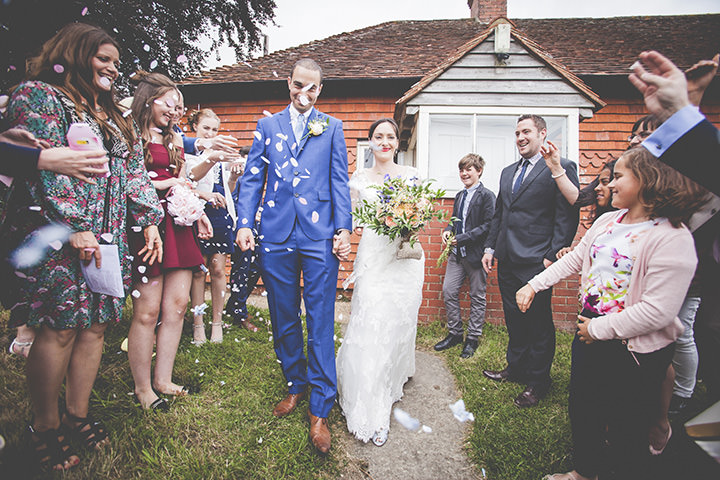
260, 224, 339, 418
569, 333, 674, 479
497, 260, 554, 389
442, 252, 487, 339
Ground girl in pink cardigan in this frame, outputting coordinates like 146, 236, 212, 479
516, 147, 707, 480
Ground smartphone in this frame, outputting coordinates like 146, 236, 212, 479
66, 122, 109, 177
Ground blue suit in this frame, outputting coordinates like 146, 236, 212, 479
236, 105, 352, 417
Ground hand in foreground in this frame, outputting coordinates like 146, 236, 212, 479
441, 230, 451, 245
516, 284, 536, 313
235, 227, 255, 251
204, 149, 240, 163
70, 231, 101, 267
685, 53, 719, 107
353, 226, 364, 236
577, 315, 594, 344
199, 191, 226, 209
229, 160, 245, 176
540, 141, 563, 174
628, 50, 690, 122
138, 225, 163, 265
556, 246, 572, 259
0, 128, 42, 148
38, 147, 108, 183
333, 230, 351, 261
481, 252, 494, 274
197, 214, 213, 240
197, 134, 238, 153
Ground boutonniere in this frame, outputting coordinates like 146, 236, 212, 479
303, 117, 329, 140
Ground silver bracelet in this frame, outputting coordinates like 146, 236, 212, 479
551, 169, 566, 179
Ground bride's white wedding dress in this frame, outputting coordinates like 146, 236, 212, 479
336, 166, 425, 442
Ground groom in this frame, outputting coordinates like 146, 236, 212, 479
235, 58, 352, 454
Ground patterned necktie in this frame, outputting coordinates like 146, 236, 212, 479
513, 159, 529, 194
294, 113, 305, 143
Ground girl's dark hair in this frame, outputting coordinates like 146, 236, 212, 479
130, 71, 183, 173
593, 159, 617, 220
26, 22, 135, 146
621, 147, 708, 227
187, 108, 220, 132
367, 118, 399, 139
630, 115, 659, 136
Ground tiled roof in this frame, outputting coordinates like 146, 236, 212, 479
182, 14, 720, 86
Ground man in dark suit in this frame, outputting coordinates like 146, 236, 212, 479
435, 153, 495, 358
236, 58, 352, 453
481, 114, 579, 407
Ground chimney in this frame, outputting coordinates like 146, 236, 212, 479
468, 0, 507, 23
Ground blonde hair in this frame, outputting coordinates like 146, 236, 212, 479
187, 108, 220, 132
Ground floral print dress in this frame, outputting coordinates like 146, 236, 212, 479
7, 81, 164, 329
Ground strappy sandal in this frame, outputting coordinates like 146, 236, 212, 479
191, 323, 207, 345
28, 424, 80, 471
62, 412, 109, 451
9, 338, 33, 358
210, 322, 223, 343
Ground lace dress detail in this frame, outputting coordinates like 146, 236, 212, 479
336, 167, 424, 442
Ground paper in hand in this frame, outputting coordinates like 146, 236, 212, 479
80, 244, 124, 297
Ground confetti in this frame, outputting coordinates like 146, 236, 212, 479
292, 178, 300, 187
298, 197, 307, 205
143, 44, 150, 52
311, 211, 319, 223
261, 291, 268, 296
262, 110, 272, 117
176, 54, 188, 63
195, 358, 199, 363
99, 76, 112, 88
150, 60, 158, 70
122, 109, 133, 118
81, 6, 89, 16
393, 408, 421, 431
137, 265, 146, 273
141, 276, 148, 283
48, 240, 63, 251
220, 380, 226, 386
10, 223, 71, 269
253, 131, 262, 141
298, 95, 310, 106
257, 437, 263, 444
273, 71, 278, 77
131, 290, 141, 298
29, 206, 41, 211
131, 226, 142, 232
250, 166, 260, 175
100, 233, 114, 243
265, 138, 271, 145
53, 64, 64, 74
449, 399, 474, 423
287, 381, 293, 387
421, 425, 433, 433
275, 142, 283, 152
267, 200, 275, 207
290, 158, 298, 167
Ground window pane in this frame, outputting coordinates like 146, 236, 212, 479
428, 115, 472, 189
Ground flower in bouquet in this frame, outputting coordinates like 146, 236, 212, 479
353, 175, 447, 246
166, 180, 206, 226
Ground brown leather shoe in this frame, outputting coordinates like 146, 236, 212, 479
272, 392, 306, 417
513, 385, 546, 408
308, 410, 331, 454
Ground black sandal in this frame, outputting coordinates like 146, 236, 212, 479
28, 424, 79, 470
62, 412, 109, 450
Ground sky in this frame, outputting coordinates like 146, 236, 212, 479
205, 0, 720, 68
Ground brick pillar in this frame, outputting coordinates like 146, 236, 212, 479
468, 0, 508, 23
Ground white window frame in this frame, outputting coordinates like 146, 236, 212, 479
415, 106, 580, 197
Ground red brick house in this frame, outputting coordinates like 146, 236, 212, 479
181, 0, 720, 330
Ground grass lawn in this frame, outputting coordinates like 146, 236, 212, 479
417, 321, 574, 480
0, 303, 344, 480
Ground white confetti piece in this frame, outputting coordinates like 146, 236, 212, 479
131, 226, 142, 232
191, 303, 208, 316
287, 381, 293, 387
122, 109, 133, 118
253, 131, 262, 141
143, 44, 150, 52
267, 200, 275, 208
275, 142, 283, 152
263, 110, 272, 117
220, 380, 226, 386
29, 206, 41, 211
241, 218, 248, 225
292, 178, 300, 187
150, 60, 158, 70
449, 399, 474, 422
291, 143, 297, 150
147, 170, 158, 178
141, 276, 148, 283
311, 211, 319, 223
131, 290, 141, 298
301, 83, 315, 92
137, 265, 146, 273
273, 71, 278, 77
421, 425, 432, 433
48, 240, 63, 251
261, 291, 268, 296
393, 408, 421, 431
250, 166, 260, 175
275, 133, 288, 141
290, 158, 298, 167
261, 156, 270, 164
195, 358, 199, 363
298, 197, 307, 205
176, 54, 188, 63
100, 233, 114, 243
298, 95, 310, 106
257, 437, 263, 444
199, 372, 204, 377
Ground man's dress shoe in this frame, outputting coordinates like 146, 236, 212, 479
308, 410, 331, 454
272, 392, 306, 417
514, 385, 546, 408
482, 367, 512, 382
460, 338, 479, 358
434, 334, 463, 351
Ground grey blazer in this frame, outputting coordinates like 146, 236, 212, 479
485, 158, 579, 264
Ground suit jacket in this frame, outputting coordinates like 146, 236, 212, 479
485, 157, 579, 264
235, 106, 352, 243
444, 182, 495, 268
655, 119, 720, 197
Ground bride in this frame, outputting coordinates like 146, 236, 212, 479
336, 118, 424, 446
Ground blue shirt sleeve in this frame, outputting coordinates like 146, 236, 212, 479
642, 105, 704, 157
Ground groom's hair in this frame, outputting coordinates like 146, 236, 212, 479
290, 58, 323, 83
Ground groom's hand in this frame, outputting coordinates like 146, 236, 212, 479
236, 227, 255, 251
333, 229, 351, 261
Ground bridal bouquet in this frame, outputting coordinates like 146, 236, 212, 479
166, 180, 206, 226
353, 175, 447, 253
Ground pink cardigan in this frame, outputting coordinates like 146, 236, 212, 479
528, 210, 696, 353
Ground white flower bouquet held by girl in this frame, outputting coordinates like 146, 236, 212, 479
166, 179, 206, 226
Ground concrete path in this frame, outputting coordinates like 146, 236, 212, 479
246, 293, 480, 480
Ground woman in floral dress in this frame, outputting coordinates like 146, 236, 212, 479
8, 23, 164, 470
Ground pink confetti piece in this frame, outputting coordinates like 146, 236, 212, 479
53, 64, 64, 74
15, 271, 27, 279
81, 6, 89, 16
176, 54, 188, 63
30, 301, 43, 309
8, 65, 16, 71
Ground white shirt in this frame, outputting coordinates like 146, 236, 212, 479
512, 152, 543, 187
289, 105, 313, 143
